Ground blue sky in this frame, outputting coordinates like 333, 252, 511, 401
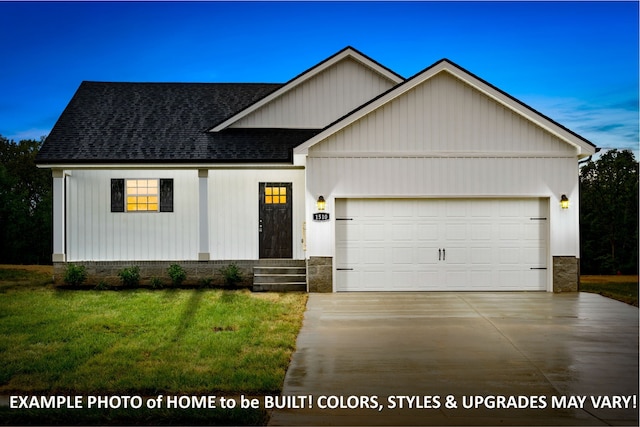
1, 1, 638, 156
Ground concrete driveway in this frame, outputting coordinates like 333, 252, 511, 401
269, 292, 638, 426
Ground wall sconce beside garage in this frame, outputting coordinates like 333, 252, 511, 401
316, 195, 326, 211
560, 194, 569, 209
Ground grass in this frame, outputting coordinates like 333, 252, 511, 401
0, 266, 307, 425
580, 275, 638, 307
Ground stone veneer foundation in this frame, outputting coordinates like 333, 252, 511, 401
552, 256, 580, 292
307, 256, 333, 293
53, 259, 305, 287
55, 256, 580, 292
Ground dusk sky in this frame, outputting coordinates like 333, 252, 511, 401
1, 1, 638, 157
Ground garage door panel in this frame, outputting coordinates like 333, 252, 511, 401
471, 224, 492, 240
417, 223, 439, 241
392, 247, 415, 264
416, 247, 439, 266
446, 270, 470, 289
499, 247, 521, 264
445, 223, 467, 240
446, 200, 468, 217
363, 223, 385, 241
392, 223, 415, 241
471, 247, 492, 264
499, 224, 521, 240
335, 198, 548, 291
524, 270, 547, 288
523, 247, 546, 265
363, 247, 386, 265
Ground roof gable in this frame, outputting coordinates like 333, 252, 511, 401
209, 46, 404, 131
295, 59, 597, 158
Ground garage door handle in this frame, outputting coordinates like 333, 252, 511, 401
443, 248, 445, 261
337, 268, 353, 271
439, 249, 441, 260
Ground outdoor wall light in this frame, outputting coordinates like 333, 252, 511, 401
316, 196, 326, 211
560, 194, 569, 209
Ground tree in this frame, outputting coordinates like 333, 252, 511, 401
0, 135, 52, 264
580, 149, 639, 274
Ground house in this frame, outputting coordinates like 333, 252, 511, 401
36, 46, 598, 292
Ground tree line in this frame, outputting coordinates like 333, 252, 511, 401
579, 149, 638, 275
0, 135, 638, 274
0, 135, 52, 264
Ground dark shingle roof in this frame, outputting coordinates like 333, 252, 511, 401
36, 81, 320, 164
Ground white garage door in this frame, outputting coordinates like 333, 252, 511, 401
335, 198, 548, 291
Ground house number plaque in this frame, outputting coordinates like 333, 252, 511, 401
313, 212, 330, 222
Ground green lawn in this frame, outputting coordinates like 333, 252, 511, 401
580, 275, 638, 307
0, 266, 307, 425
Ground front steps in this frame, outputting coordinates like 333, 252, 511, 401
253, 263, 306, 292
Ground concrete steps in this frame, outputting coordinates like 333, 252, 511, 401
253, 264, 306, 292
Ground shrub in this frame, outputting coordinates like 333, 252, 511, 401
219, 263, 243, 287
64, 264, 87, 286
167, 264, 187, 286
118, 266, 140, 288
199, 277, 213, 288
94, 280, 110, 291
150, 276, 164, 289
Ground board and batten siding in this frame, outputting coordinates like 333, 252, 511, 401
66, 170, 198, 261
207, 168, 306, 260
230, 58, 397, 129
310, 72, 577, 156
65, 168, 305, 261
304, 71, 582, 261
305, 156, 579, 256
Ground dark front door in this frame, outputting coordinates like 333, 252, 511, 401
259, 182, 293, 258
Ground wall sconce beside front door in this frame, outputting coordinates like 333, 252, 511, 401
560, 194, 569, 209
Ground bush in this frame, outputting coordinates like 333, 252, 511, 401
167, 264, 187, 286
64, 264, 87, 286
94, 280, 110, 291
118, 266, 140, 288
219, 263, 243, 287
199, 277, 213, 288
150, 276, 164, 289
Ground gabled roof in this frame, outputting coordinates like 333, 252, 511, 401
208, 46, 405, 132
295, 58, 598, 158
36, 81, 319, 164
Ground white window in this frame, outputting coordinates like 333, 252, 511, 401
126, 179, 159, 212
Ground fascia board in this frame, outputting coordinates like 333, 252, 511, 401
209, 47, 404, 132
295, 60, 597, 157
36, 163, 303, 170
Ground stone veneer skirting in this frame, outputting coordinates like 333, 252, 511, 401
552, 256, 580, 292
307, 256, 333, 293
53, 259, 305, 287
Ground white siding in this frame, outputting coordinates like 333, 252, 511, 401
231, 58, 396, 129
307, 157, 576, 197
305, 156, 579, 260
66, 168, 306, 261
310, 72, 577, 156
304, 70, 582, 264
66, 170, 198, 261
207, 168, 306, 260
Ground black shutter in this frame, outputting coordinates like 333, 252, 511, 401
111, 179, 125, 212
160, 179, 173, 212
